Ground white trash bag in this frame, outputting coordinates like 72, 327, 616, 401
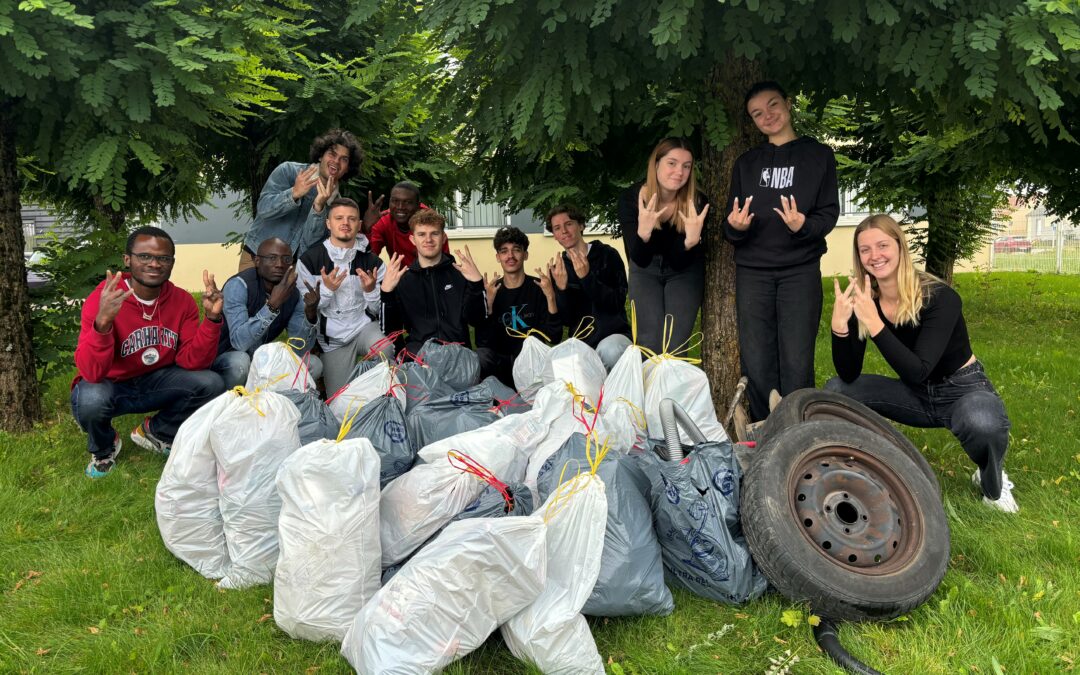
327, 360, 404, 422
502, 444, 608, 675
380, 424, 525, 567
512, 333, 552, 392
274, 435, 381, 642
644, 357, 729, 445
155, 391, 237, 579
211, 389, 301, 589
341, 517, 547, 673
522, 380, 597, 497
541, 337, 607, 408
246, 340, 316, 393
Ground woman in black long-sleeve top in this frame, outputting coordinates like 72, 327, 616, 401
618, 138, 710, 354
827, 214, 1017, 513
724, 81, 839, 421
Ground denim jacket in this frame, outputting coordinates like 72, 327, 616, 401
243, 161, 331, 255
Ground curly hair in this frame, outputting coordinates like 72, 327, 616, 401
493, 226, 529, 252
308, 129, 363, 182
408, 208, 446, 232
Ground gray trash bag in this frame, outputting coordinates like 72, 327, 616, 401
405, 380, 500, 451
279, 389, 339, 446
398, 361, 454, 412
483, 375, 533, 415
381, 480, 535, 585
418, 339, 480, 391
536, 433, 674, 617
343, 395, 415, 488
636, 440, 767, 605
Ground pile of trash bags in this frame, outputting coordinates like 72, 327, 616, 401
155, 334, 766, 671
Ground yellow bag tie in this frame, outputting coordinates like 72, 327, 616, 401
335, 399, 363, 442
230, 382, 284, 417
615, 398, 648, 431
542, 432, 611, 524
505, 327, 554, 343
571, 316, 595, 341
645, 314, 702, 365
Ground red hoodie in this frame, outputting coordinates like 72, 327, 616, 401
73, 273, 222, 386
368, 205, 449, 267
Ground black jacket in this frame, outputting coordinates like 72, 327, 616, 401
477, 275, 562, 355
723, 136, 839, 269
553, 241, 631, 348
380, 254, 487, 354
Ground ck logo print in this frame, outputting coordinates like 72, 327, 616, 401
759, 166, 795, 190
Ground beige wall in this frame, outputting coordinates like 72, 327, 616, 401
171, 219, 990, 293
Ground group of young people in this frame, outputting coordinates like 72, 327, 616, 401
69, 83, 1017, 513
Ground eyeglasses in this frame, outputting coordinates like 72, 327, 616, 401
256, 254, 294, 264
130, 253, 175, 265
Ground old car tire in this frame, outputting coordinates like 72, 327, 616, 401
742, 420, 949, 622
760, 388, 940, 496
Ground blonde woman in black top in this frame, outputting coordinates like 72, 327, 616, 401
827, 214, 1017, 513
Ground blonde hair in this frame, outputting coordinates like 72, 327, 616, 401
642, 138, 698, 233
852, 214, 942, 339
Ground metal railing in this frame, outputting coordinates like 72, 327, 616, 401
988, 230, 1080, 274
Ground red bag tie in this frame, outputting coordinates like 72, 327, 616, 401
447, 450, 514, 512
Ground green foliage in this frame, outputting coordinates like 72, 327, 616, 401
28, 222, 129, 383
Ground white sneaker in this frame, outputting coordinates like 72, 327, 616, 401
973, 468, 1019, 513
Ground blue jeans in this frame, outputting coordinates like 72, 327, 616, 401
824, 361, 1010, 500
70, 367, 225, 459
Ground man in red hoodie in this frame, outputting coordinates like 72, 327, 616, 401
72, 226, 226, 478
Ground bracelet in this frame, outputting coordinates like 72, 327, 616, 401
831, 329, 850, 338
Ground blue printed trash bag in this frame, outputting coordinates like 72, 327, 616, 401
636, 440, 766, 604
344, 395, 415, 488
397, 361, 455, 412
405, 379, 500, 451
536, 433, 674, 616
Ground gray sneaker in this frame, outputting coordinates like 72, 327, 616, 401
85, 433, 122, 479
130, 417, 172, 456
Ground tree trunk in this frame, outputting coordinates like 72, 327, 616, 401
922, 191, 957, 285
0, 100, 43, 431
698, 58, 763, 428
91, 195, 127, 232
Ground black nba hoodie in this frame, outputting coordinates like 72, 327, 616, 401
723, 136, 839, 269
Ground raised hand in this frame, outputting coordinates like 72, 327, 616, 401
356, 266, 380, 293
93, 269, 134, 332
850, 274, 884, 335
726, 195, 754, 231
566, 246, 590, 279
550, 254, 568, 291
773, 194, 806, 233
319, 265, 349, 293
303, 280, 321, 322
831, 276, 856, 334
267, 265, 297, 312
534, 266, 555, 300
381, 253, 408, 292
362, 190, 386, 232
202, 269, 223, 320
313, 174, 338, 213
637, 193, 664, 241
452, 246, 483, 282
291, 164, 320, 201
483, 272, 502, 312
684, 201, 710, 249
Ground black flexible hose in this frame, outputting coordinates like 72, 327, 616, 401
812, 618, 884, 675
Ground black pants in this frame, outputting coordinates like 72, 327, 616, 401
824, 361, 1010, 499
477, 347, 514, 389
736, 261, 822, 421
628, 256, 704, 355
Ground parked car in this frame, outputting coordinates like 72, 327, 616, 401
25, 251, 49, 289
993, 236, 1032, 253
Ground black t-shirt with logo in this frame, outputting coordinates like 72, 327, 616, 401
477, 275, 562, 356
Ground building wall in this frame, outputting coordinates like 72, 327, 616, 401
170, 215, 990, 292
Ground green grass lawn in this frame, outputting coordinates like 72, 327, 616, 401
2, 271, 1078, 674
